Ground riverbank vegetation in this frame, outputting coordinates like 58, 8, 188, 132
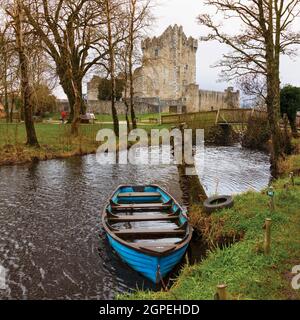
0, 121, 170, 166
120, 139, 300, 300
0, 123, 102, 166
242, 117, 271, 152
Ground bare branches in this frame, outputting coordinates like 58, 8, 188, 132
198, 0, 300, 83
1, 0, 155, 133
198, 0, 300, 173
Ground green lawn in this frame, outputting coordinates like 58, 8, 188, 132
0, 120, 171, 166
41, 112, 167, 123
0, 123, 103, 148
0, 123, 105, 165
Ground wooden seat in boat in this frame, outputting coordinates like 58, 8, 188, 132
112, 222, 188, 239
110, 202, 172, 211
107, 212, 179, 222
138, 245, 176, 254
118, 192, 161, 198
113, 228, 186, 239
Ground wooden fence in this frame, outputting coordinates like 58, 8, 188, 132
161, 108, 268, 127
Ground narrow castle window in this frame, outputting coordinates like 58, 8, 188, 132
155, 48, 159, 57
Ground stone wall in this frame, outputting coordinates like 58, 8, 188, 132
87, 99, 164, 115
184, 84, 200, 113
198, 87, 240, 111
84, 87, 240, 115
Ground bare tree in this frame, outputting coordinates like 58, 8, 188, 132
123, 0, 152, 130
0, 23, 11, 122
99, 0, 125, 137
198, 0, 300, 176
236, 74, 267, 108
0, 15, 21, 123
22, 0, 107, 134
8, 0, 39, 146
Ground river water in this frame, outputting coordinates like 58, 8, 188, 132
0, 145, 270, 299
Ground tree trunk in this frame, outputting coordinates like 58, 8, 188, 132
15, 2, 39, 147
288, 114, 298, 137
3, 52, 9, 123
105, 0, 119, 137
128, 7, 137, 130
129, 87, 137, 130
69, 74, 84, 136
124, 100, 131, 132
129, 46, 137, 130
265, 7, 284, 177
58, 68, 86, 123
4, 85, 9, 124
110, 56, 119, 137
266, 70, 284, 177
71, 94, 81, 136
10, 94, 14, 123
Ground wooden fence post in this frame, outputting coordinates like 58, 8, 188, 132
290, 172, 295, 186
267, 186, 275, 212
215, 108, 221, 124
216, 284, 227, 300
264, 218, 272, 255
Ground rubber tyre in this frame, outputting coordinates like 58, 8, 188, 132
203, 195, 234, 214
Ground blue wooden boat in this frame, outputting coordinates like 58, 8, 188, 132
102, 185, 193, 284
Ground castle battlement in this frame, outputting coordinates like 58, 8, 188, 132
142, 25, 198, 52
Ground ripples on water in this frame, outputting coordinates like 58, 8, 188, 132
196, 145, 271, 196
0, 145, 270, 299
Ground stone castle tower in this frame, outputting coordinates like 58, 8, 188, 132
133, 25, 240, 113
134, 25, 198, 100
85, 25, 240, 114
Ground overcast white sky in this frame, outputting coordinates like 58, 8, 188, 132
54, 0, 300, 98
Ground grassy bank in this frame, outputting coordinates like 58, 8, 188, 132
0, 121, 170, 166
120, 140, 300, 300
0, 123, 104, 166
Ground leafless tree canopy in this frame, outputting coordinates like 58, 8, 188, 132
199, 0, 300, 81
198, 0, 300, 175
0, 0, 154, 138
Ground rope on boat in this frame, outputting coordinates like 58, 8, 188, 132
157, 265, 168, 291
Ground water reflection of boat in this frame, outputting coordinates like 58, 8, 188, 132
102, 185, 193, 284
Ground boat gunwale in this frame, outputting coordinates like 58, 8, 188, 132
101, 184, 193, 257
